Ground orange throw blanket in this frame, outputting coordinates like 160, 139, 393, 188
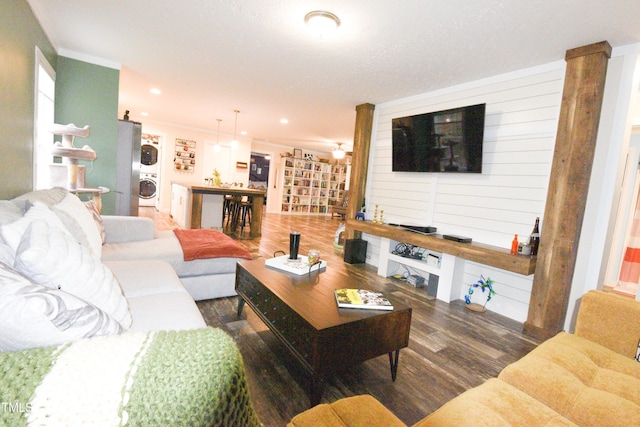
173, 229, 253, 261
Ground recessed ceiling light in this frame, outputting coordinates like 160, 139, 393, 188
280, 118, 289, 124
305, 11, 340, 37
241, 130, 248, 136
150, 88, 161, 95
141, 112, 149, 116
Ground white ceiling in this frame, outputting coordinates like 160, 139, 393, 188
26, 0, 640, 154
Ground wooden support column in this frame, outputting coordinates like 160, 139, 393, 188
345, 103, 375, 240
524, 41, 611, 340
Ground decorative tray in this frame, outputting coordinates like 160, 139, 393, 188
265, 254, 327, 275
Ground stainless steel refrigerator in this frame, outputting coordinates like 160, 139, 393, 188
115, 119, 142, 216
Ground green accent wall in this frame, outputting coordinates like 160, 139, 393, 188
0, 0, 56, 199
54, 57, 120, 214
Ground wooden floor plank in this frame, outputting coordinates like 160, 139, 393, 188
142, 208, 541, 427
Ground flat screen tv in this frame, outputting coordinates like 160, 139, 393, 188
392, 103, 486, 173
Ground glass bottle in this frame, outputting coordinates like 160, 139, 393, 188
529, 217, 540, 256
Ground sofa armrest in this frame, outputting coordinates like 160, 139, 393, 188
575, 290, 640, 358
101, 215, 155, 243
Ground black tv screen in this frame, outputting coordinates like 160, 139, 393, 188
392, 103, 486, 173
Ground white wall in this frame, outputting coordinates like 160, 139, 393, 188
363, 45, 640, 325
140, 121, 251, 213
364, 62, 567, 322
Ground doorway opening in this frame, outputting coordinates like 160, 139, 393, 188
250, 153, 270, 204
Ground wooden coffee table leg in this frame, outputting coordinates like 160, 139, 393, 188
310, 376, 325, 407
237, 297, 245, 317
389, 350, 400, 381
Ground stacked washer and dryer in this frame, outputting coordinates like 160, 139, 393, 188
139, 133, 161, 207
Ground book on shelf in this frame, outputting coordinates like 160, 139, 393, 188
334, 289, 394, 311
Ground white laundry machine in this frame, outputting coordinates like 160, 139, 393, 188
140, 137, 159, 173
139, 172, 158, 207
139, 134, 161, 207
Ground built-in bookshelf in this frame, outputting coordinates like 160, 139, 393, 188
280, 157, 348, 214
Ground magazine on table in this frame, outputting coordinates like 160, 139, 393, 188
334, 288, 394, 311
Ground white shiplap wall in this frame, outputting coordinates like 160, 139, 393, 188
363, 62, 566, 322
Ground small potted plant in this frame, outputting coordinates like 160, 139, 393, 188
464, 275, 496, 312
212, 169, 222, 187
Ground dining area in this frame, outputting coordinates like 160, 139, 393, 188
170, 182, 266, 238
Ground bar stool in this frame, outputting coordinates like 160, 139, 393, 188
238, 197, 252, 230
222, 195, 233, 224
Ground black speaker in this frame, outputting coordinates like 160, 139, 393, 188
344, 239, 367, 264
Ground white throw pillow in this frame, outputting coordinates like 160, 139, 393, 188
50, 192, 103, 257
84, 200, 107, 244
14, 220, 132, 328
0, 202, 73, 256
0, 261, 123, 352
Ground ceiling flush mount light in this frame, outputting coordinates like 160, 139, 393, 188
231, 110, 240, 149
214, 119, 222, 152
333, 143, 346, 159
305, 10, 340, 37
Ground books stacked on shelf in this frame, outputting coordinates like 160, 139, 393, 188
334, 289, 394, 311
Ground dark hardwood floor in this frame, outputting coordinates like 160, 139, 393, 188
141, 208, 541, 427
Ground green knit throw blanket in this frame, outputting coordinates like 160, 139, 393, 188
0, 328, 261, 427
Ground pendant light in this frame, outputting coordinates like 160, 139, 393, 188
231, 109, 240, 149
333, 143, 346, 159
214, 119, 222, 152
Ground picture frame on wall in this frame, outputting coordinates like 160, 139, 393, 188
293, 148, 302, 158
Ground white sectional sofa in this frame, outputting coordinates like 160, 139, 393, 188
0, 186, 213, 347
101, 216, 243, 301
0, 187, 261, 426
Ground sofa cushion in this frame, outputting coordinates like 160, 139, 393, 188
102, 230, 240, 277
498, 332, 640, 426
105, 260, 187, 298
575, 290, 640, 359
287, 394, 406, 427
0, 261, 123, 351
414, 378, 577, 427
14, 220, 132, 328
126, 292, 206, 332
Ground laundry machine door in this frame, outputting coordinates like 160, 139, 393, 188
141, 144, 158, 167
139, 177, 156, 198
139, 175, 157, 207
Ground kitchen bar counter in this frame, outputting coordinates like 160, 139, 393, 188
173, 182, 266, 237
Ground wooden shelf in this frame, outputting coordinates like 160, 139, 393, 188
346, 219, 536, 276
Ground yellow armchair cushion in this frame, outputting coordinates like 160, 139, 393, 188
575, 290, 640, 358
287, 395, 406, 427
499, 332, 640, 426
413, 378, 577, 427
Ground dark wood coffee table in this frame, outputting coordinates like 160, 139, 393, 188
235, 258, 412, 406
